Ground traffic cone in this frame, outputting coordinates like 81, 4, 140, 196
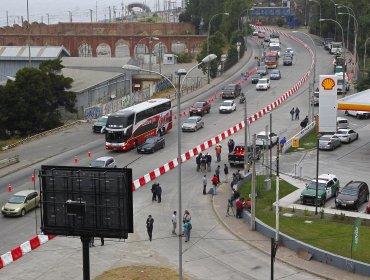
174, 115, 177, 120
74, 156, 78, 164
88, 150, 91, 158
8, 184, 12, 192
31, 174, 35, 182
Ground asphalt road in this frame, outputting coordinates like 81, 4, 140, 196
0, 31, 340, 279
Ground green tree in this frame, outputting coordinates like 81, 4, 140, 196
0, 59, 76, 138
196, 31, 227, 78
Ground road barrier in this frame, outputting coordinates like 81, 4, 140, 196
0, 155, 19, 169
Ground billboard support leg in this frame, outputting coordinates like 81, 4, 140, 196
81, 236, 91, 280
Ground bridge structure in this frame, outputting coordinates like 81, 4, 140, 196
0, 22, 205, 58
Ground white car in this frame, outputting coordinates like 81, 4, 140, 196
345, 110, 370, 119
256, 78, 270, 90
219, 100, 236, 113
334, 129, 359, 143
285, 47, 294, 56
255, 131, 278, 148
253, 30, 259, 36
90, 156, 117, 168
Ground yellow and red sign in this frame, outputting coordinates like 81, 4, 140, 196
321, 78, 335, 90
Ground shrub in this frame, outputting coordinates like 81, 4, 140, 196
303, 209, 311, 216
276, 18, 284, 27
176, 52, 193, 63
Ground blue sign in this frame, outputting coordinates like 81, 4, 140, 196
252, 7, 291, 17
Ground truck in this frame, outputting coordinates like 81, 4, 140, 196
330, 42, 342, 55
228, 144, 261, 166
335, 72, 350, 94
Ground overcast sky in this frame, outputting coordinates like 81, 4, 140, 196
0, 0, 184, 26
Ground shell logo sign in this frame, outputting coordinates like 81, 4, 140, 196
321, 78, 335, 90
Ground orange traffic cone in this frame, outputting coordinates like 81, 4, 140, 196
88, 150, 91, 158
31, 174, 35, 182
8, 184, 12, 192
74, 156, 78, 164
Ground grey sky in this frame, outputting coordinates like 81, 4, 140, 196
0, 0, 183, 26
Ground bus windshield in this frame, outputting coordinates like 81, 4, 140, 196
265, 56, 277, 62
106, 114, 134, 128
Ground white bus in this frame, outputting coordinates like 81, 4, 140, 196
105, 98, 172, 151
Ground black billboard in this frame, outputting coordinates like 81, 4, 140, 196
40, 165, 133, 239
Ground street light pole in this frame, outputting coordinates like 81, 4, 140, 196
122, 54, 217, 280
328, 0, 337, 39
292, 31, 316, 122
27, 0, 31, 67
338, 9, 359, 80
320, 19, 345, 97
207, 12, 229, 84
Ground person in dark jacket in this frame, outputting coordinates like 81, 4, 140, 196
156, 184, 162, 203
295, 107, 300, 120
290, 107, 295, 120
196, 153, 201, 172
215, 165, 220, 182
151, 182, 158, 202
205, 153, 212, 172
224, 164, 229, 182
146, 215, 154, 241
228, 139, 235, 153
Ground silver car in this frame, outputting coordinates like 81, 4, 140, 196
90, 156, 117, 168
319, 135, 342, 150
182, 116, 204, 132
334, 129, 358, 143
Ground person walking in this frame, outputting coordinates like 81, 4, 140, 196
196, 153, 201, 172
151, 182, 158, 202
156, 184, 162, 203
215, 165, 220, 182
205, 152, 212, 172
290, 107, 295, 121
146, 215, 154, 241
224, 163, 229, 182
100, 237, 104, 246
183, 221, 192, 242
215, 144, 222, 162
236, 197, 245, 219
89, 237, 95, 247
227, 139, 235, 153
171, 211, 177, 235
211, 173, 219, 195
295, 107, 300, 120
202, 175, 207, 195
279, 137, 286, 153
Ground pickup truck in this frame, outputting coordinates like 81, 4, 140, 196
228, 144, 261, 166
189, 101, 211, 116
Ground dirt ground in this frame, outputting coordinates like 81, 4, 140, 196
94, 265, 191, 280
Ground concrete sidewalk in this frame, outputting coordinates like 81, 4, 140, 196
211, 182, 369, 280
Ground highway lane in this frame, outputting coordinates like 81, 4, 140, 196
0, 30, 329, 279
0, 32, 319, 253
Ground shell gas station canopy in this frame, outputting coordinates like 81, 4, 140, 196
338, 88, 370, 112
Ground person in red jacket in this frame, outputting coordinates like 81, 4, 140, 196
211, 174, 219, 195
236, 198, 245, 218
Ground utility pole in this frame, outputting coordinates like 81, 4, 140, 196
265, 124, 269, 176
244, 101, 248, 174
46, 13, 49, 25
89, 9, 93, 22
275, 137, 280, 243
250, 134, 256, 231
269, 113, 272, 177
6, 11, 9, 26
109, 6, 112, 23
96, 1, 98, 22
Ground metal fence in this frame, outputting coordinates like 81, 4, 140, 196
283, 121, 316, 153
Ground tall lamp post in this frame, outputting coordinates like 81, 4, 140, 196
338, 9, 358, 80
320, 19, 346, 97
292, 31, 316, 122
207, 12, 229, 84
308, 0, 321, 37
26, 0, 31, 67
328, 0, 337, 39
122, 53, 217, 280
135, 36, 159, 71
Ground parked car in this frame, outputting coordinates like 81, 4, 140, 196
313, 88, 319, 106
318, 134, 342, 150
335, 181, 369, 210
255, 131, 278, 148
90, 156, 117, 168
270, 69, 281, 80
252, 30, 259, 36
258, 31, 265, 39
256, 78, 270, 90
189, 101, 211, 116
182, 116, 204, 132
256, 65, 268, 76
270, 32, 280, 38
1, 190, 40, 217
221, 84, 241, 99
251, 73, 262, 84
283, 56, 293, 66
137, 136, 165, 154
300, 174, 340, 206
345, 110, 370, 119
92, 116, 108, 133
334, 129, 358, 143
337, 117, 349, 129
219, 100, 236, 113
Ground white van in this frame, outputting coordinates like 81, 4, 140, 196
337, 117, 349, 129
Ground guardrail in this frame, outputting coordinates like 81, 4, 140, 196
283, 121, 315, 153
0, 155, 19, 169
